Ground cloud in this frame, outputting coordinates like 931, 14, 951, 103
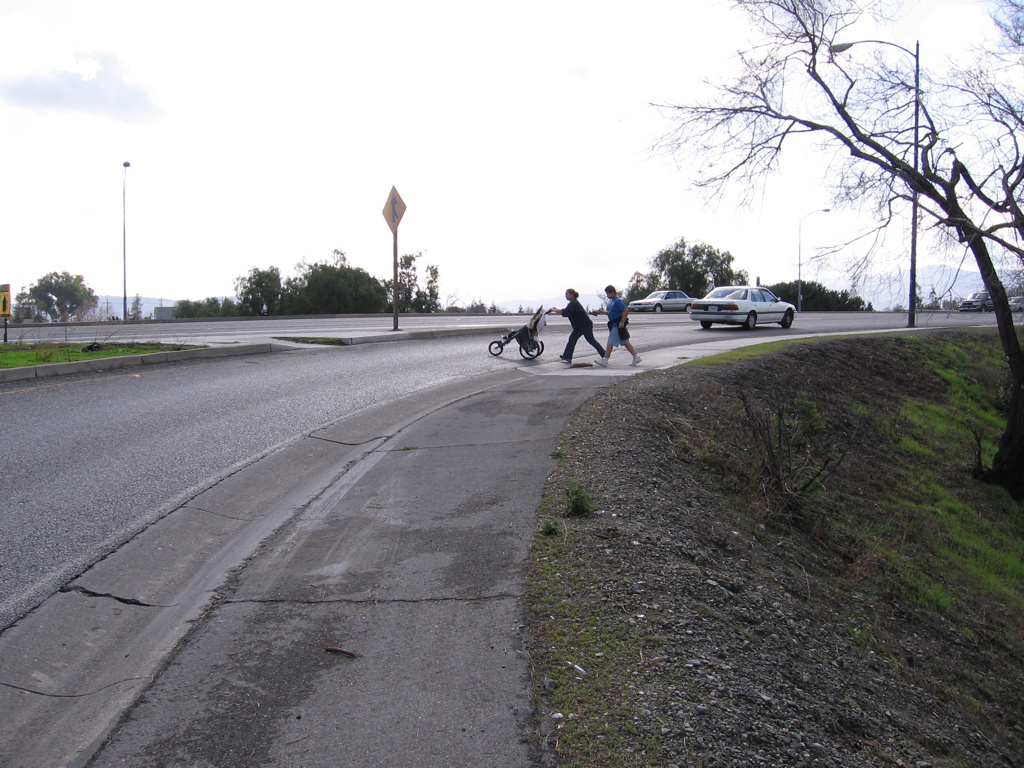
0, 50, 160, 123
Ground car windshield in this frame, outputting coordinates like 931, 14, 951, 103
968, 292, 989, 300
644, 292, 666, 300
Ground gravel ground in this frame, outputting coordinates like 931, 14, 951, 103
528, 331, 1024, 768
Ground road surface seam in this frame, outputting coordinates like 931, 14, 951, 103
221, 593, 520, 606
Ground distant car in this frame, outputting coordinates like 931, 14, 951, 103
628, 290, 693, 313
689, 286, 795, 330
959, 291, 993, 312
1009, 296, 1024, 312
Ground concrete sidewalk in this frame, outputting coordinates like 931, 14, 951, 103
91, 370, 603, 768
0, 336, 792, 768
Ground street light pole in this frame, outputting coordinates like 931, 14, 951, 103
798, 208, 830, 312
908, 40, 920, 328
122, 161, 130, 322
830, 39, 921, 327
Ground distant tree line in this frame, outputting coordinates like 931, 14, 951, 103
625, 237, 750, 302
767, 281, 867, 311
176, 250, 442, 318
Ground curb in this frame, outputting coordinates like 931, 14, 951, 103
331, 326, 501, 345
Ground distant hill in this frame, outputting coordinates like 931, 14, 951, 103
94, 295, 181, 320
495, 292, 607, 315
825, 264, 985, 310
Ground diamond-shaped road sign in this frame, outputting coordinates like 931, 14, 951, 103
382, 186, 406, 232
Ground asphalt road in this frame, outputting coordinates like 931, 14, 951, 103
0, 310, 1001, 631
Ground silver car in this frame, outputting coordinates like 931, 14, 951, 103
959, 291, 993, 312
689, 286, 796, 330
1009, 296, 1023, 311
627, 290, 693, 313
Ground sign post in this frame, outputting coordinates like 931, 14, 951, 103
1, 284, 10, 344
382, 186, 406, 331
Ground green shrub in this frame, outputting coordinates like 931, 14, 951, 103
564, 484, 596, 517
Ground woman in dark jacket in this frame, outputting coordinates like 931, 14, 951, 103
547, 288, 607, 365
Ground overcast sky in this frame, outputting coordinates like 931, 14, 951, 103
0, 0, 996, 313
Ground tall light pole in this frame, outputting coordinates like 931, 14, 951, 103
830, 39, 920, 327
122, 161, 130, 322
798, 208, 830, 312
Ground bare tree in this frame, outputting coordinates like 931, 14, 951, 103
656, 0, 1024, 495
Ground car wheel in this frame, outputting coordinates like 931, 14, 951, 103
779, 309, 794, 329
700, 320, 713, 329
654, 304, 663, 313
742, 312, 757, 330
684, 303, 692, 312
488, 341, 503, 356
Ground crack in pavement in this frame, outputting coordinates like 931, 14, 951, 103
309, 434, 388, 447
0, 676, 144, 699
60, 584, 172, 608
180, 503, 256, 521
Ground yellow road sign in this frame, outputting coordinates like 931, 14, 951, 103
382, 186, 406, 232
1, 284, 10, 317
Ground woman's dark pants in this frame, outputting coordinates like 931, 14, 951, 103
562, 326, 604, 361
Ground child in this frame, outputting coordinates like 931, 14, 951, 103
601, 285, 641, 366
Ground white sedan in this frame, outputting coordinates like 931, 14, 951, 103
689, 286, 796, 330
628, 290, 693, 312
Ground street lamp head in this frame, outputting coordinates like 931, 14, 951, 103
830, 39, 916, 60
123, 161, 130, 168
800, 207, 831, 222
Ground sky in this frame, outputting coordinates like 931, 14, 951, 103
0, 0, 1000, 314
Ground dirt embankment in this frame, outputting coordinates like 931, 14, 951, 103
531, 330, 1024, 768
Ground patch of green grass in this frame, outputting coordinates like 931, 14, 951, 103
540, 519, 563, 536
879, 338, 1024, 617
0, 342, 200, 368
528, 534, 664, 767
689, 338, 803, 367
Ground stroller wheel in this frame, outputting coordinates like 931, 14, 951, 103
519, 340, 541, 359
537, 340, 545, 355
489, 341, 504, 356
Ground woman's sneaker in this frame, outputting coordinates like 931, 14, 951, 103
558, 356, 572, 364
630, 355, 642, 366
596, 357, 609, 367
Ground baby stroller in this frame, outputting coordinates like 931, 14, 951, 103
488, 307, 546, 359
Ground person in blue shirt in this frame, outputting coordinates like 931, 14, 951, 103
601, 285, 642, 366
547, 288, 606, 365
